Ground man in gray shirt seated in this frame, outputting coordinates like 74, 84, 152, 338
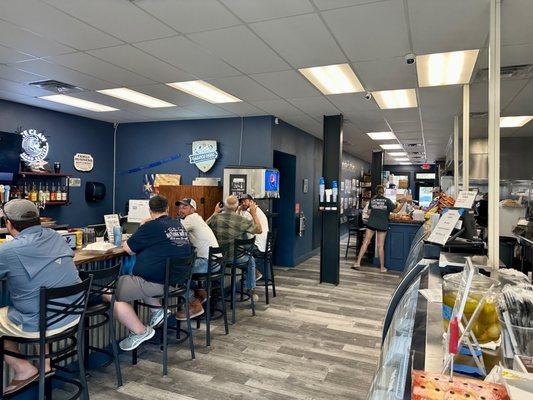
0, 200, 81, 395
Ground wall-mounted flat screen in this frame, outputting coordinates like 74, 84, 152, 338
0, 132, 22, 183
264, 169, 279, 192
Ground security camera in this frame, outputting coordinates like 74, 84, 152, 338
274, 117, 280, 125
363, 92, 372, 101
405, 53, 416, 65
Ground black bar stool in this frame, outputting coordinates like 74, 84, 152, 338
0, 277, 92, 400
192, 245, 230, 347
79, 263, 123, 388
132, 254, 195, 376
254, 231, 277, 304
225, 237, 256, 324
344, 216, 359, 259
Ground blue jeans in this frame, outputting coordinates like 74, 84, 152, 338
235, 256, 256, 290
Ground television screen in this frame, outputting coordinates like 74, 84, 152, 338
0, 132, 22, 183
264, 169, 279, 192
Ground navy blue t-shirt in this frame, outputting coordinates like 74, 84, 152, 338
127, 215, 191, 284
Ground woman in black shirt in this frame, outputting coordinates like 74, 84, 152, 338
352, 185, 403, 272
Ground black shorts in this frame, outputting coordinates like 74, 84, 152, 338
366, 226, 388, 233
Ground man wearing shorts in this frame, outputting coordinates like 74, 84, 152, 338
114, 195, 191, 351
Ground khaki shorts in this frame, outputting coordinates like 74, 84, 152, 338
116, 275, 164, 302
0, 307, 79, 339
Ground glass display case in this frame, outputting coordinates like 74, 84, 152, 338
367, 274, 422, 399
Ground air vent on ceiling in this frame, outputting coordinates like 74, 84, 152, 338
474, 64, 533, 82
404, 143, 423, 148
28, 80, 83, 94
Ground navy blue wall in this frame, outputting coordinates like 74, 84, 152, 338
0, 99, 114, 227
115, 116, 272, 214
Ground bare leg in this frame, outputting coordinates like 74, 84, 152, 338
4, 340, 38, 381
376, 231, 387, 272
354, 229, 375, 267
112, 301, 146, 335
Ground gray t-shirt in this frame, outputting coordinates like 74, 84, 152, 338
367, 195, 395, 231
0, 226, 81, 332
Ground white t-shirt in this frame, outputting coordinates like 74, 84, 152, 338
240, 207, 269, 252
180, 213, 219, 259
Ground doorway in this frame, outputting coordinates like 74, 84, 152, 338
273, 150, 296, 267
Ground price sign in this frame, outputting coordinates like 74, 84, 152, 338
454, 190, 478, 209
427, 209, 462, 246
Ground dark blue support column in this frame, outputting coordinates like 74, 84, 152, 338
371, 150, 383, 194
320, 115, 343, 285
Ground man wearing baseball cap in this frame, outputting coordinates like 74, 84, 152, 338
176, 198, 219, 319
0, 199, 81, 395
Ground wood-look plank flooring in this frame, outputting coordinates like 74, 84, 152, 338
86, 246, 399, 400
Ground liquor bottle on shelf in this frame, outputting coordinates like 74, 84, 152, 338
61, 185, 68, 201
38, 183, 44, 202
56, 183, 61, 201
50, 184, 56, 201
30, 184, 38, 202
45, 184, 50, 202
23, 184, 29, 200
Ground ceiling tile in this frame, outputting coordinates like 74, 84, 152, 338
501, 0, 533, 46
0, 20, 74, 58
189, 26, 290, 74
504, 79, 533, 115
288, 96, 340, 117
315, 0, 386, 10
0, 78, 52, 97
134, 36, 240, 79
418, 86, 462, 113
217, 102, 265, 117
478, 44, 533, 70
206, 75, 279, 102
88, 44, 194, 82
0, 44, 34, 64
327, 93, 379, 114
43, 0, 177, 43
49, 52, 155, 86
16, 59, 113, 90
470, 79, 529, 113
390, 120, 421, 133
134, 0, 240, 33
184, 102, 237, 118
0, 89, 32, 104
250, 99, 305, 116
322, 0, 410, 62
220, 0, 314, 22
0, 0, 123, 50
0, 65, 45, 83
250, 13, 346, 68
353, 57, 417, 91
250, 70, 320, 98
408, 0, 489, 54
382, 108, 420, 123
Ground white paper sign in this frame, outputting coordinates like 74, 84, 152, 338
454, 190, 478, 209
104, 214, 120, 243
427, 209, 462, 246
127, 199, 150, 223
74, 153, 94, 172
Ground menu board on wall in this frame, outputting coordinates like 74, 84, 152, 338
229, 174, 247, 196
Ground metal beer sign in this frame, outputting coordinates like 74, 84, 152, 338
189, 140, 218, 172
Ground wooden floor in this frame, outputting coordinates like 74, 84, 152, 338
86, 248, 399, 400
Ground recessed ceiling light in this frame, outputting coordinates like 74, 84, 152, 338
416, 49, 479, 87
372, 89, 417, 109
394, 157, 410, 162
366, 131, 397, 141
97, 87, 175, 108
39, 94, 118, 112
380, 143, 403, 150
388, 152, 407, 157
299, 63, 364, 95
166, 80, 241, 103
500, 116, 533, 128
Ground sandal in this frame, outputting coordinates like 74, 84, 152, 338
4, 372, 39, 395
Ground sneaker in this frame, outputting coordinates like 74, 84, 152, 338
176, 299, 204, 321
119, 326, 155, 351
255, 270, 263, 281
252, 292, 259, 302
195, 289, 207, 304
149, 308, 171, 329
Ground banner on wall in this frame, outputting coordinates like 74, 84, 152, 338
74, 153, 94, 172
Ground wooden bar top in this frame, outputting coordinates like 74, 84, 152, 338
73, 247, 127, 266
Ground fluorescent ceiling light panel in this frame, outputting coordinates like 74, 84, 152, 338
39, 94, 118, 112
366, 131, 397, 140
372, 89, 417, 109
166, 80, 241, 103
416, 49, 479, 87
388, 152, 407, 156
98, 88, 175, 108
380, 143, 403, 150
400, 162, 412, 165
500, 116, 533, 128
298, 63, 364, 95
394, 158, 410, 162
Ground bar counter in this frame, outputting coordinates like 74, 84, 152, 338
73, 247, 127, 266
